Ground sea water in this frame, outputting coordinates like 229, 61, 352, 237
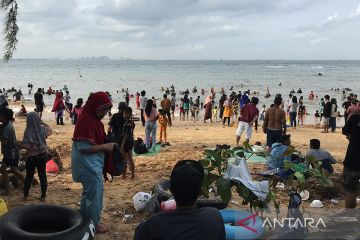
1, 59, 359, 122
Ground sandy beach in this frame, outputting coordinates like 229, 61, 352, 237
1, 103, 350, 240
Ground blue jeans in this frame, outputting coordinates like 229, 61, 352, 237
145, 121, 157, 149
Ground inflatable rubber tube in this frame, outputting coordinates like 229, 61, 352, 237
0, 204, 95, 240
220, 209, 264, 240
153, 180, 228, 210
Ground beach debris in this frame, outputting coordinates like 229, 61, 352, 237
330, 199, 339, 205
299, 190, 310, 201
46, 159, 59, 174
47, 148, 64, 171
275, 182, 285, 190
160, 199, 176, 212
133, 192, 151, 212
310, 200, 323, 208
0, 198, 8, 216
122, 214, 134, 222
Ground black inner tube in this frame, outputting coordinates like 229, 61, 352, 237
17, 206, 80, 234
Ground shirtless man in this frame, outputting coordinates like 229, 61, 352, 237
262, 96, 286, 152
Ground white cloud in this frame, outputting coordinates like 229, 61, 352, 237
191, 44, 205, 51
309, 37, 330, 45
319, 12, 339, 26
349, 4, 360, 17
5, 0, 360, 59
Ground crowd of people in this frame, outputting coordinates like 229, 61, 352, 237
1, 82, 360, 238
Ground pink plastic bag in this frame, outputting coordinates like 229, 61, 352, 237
46, 159, 59, 173
160, 199, 176, 212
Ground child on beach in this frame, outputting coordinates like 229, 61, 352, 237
190, 106, 196, 122
71, 98, 84, 125
223, 97, 233, 127
121, 107, 135, 179
212, 106, 218, 122
259, 105, 266, 121
298, 102, 306, 126
0, 109, 25, 195
158, 109, 171, 144
52, 92, 65, 125
16, 105, 28, 117
183, 95, 190, 121
136, 92, 140, 109
21, 112, 52, 201
179, 98, 184, 121
232, 98, 239, 122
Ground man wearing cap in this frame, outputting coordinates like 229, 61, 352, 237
134, 160, 225, 240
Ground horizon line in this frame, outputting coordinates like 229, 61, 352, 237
8, 58, 360, 61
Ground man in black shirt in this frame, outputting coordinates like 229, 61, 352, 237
134, 160, 225, 240
34, 88, 45, 119
108, 102, 127, 144
342, 113, 360, 208
322, 95, 332, 133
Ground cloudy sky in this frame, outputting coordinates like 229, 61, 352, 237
4, 0, 360, 59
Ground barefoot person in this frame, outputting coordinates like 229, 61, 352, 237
322, 95, 332, 133
262, 96, 286, 152
236, 97, 259, 146
203, 94, 213, 123
160, 94, 172, 126
34, 88, 45, 119
144, 99, 159, 151
342, 113, 360, 208
52, 92, 65, 125
71, 92, 116, 234
121, 107, 135, 179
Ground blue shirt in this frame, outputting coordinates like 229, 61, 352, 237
71, 141, 104, 181
267, 143, 291, 170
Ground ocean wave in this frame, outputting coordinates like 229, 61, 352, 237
266, 65, 284, 68
311, 66, 323, 69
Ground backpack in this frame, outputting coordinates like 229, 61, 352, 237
133, 137, 148, 154
103, 145, 125, 182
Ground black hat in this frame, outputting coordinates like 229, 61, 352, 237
170, 160, 204, 206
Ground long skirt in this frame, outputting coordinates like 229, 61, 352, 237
204, 103, 212, 120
